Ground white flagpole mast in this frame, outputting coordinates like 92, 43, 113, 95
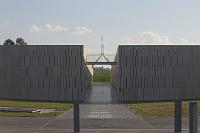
96, 36, 109, 62
101, 36, 104, 55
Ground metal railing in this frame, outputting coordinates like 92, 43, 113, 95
85, 54, 117, 65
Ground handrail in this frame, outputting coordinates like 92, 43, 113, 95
86, 62, 117, 65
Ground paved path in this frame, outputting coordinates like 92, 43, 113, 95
1, 116, 200, 133
44, 83, 152, 129
42, 104, 152, 129
84, 83, 118, 104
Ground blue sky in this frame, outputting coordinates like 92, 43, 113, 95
0, 0, 200, 53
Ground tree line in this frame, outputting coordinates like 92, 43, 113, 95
2, 38, 27, 46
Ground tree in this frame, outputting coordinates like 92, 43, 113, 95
3, 39, 15, 45
16, 37, 27, 45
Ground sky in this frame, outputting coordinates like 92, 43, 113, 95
0, 0, 200, 54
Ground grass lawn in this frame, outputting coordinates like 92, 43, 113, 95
93, 70, 111, 82
0, 100, 72, 117
127, 101, 200, 117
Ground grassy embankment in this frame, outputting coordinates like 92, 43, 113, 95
93, 69, 111, 82
0, 100, 72, 117
128, 102, 200, 118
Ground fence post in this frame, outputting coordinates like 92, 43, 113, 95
189, 102, 197, 133
73, 101, 80, 132
175, 100, 182, 132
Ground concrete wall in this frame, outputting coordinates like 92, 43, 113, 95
111, 49, 120, 89
0, 45, 92, 102
112, 45, 200, 102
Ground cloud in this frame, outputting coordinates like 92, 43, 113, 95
141, 32, 170, 43
116, 32, 200, 44
46, 24, 68, 32
29, 24, 93, 35
30, 25, 41, 33
117, 32, 171, 44
73, 26, 93, 35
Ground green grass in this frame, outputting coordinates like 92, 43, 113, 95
127, 101, 200, 117
0, 111, 62, 117
0, 100, 72, 117
93, 70, 111, 82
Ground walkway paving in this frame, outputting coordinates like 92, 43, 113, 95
43, 83, 152, 129
0, 111, 200, 133
42, 104, 152, 129
84, 83, 118, 104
